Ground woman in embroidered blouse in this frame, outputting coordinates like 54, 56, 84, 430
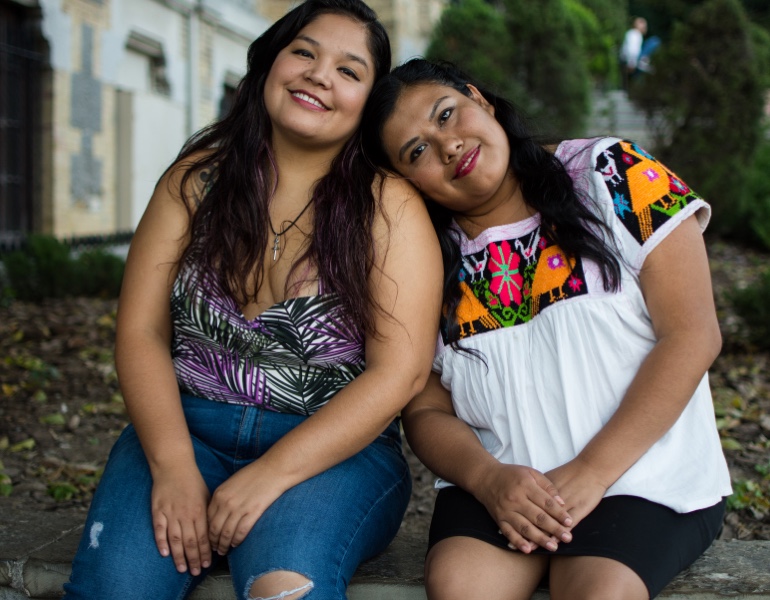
362, 59, 730, 600
63, 3, 441, 599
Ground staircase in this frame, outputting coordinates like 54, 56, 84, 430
588, 88, 655, 148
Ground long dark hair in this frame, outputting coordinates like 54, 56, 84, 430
172, 0, 391, 336
362, 59, 621, 345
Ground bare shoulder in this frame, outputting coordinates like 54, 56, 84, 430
369, 173, 440, 276
372, 172, 430, 228
155, 149, 216, 212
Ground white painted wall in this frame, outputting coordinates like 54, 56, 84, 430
104, 0, 188, 105
38, 0, 72, 71
129, 92, 186, 228
211, 32, 250, 110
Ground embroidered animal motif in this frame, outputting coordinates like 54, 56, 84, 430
598, 148, 623, 186
515, 229, 541, 266
531, 246, 574, 316
462, 247, 490, 283
456, 281, 500, 338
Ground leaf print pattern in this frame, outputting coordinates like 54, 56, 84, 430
171, 267, 364, 415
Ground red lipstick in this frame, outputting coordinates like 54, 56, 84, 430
454, 146, 479, 179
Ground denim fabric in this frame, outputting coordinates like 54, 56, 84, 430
62, 394, 411, 600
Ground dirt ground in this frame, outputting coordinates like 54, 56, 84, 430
0, 239, 768, 543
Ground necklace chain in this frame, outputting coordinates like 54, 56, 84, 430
269, 198, 314, 261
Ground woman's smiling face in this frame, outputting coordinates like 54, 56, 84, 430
263, 13, 375, 153
381, 83, 516, 216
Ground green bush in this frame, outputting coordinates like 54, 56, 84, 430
71, 249, 125, 298
729, 269, 770, 350
426, 0, 523, 102
2, 235, 73, 301
630, 0, 766, 233
427, 0, 592, 137
737, 140, 770, 251
1, 235, 125, 302
566, 0, 624, 89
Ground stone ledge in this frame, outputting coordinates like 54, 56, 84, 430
1, 507, 769, 599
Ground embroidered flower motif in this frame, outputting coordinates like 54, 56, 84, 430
547, 253, 566, 270
613, 192, 631, 218
568, 275, 583, 292
538, 237, 548, 250
670, 177, 690, 195
622, 153, 635, 165
642, 167, 660, 182
489, 241, 524, 307
489, 297, 499, 307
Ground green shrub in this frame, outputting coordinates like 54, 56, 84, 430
427, 0, 592, 137
630, 0, 766, 234
729, 268, 770, 350
0, 235, 125, 302
737, 140, 770, 251
72, 249, 125, 298
2, 235, 73, 301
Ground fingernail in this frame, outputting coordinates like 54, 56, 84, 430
177, 564, 187, 573
561, 532, 572, 543
160, 548, 169, 557
546, 541, 558, 551
191, 567, 200, 576
498, 529, 502, 535
202, 560, 211, 568
507, 543, 519, 552
555, 495, 565, 506
564, 517, 573, 526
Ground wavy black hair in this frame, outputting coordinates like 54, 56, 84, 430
362, 59, 620, 345
171, 0, 391, 336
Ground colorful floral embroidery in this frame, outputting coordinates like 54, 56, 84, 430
596, 140, 702, 245
489, 241, 524, 307
443, 229, 588, 342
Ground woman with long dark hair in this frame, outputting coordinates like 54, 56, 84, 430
63, 5, 442, 599
362, 59, 730, 600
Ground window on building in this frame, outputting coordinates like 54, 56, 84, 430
218, 71, 241, 119
126, 30, 170, 96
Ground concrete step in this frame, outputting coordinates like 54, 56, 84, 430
588, 89, 655, 148
1, 506, 770, 599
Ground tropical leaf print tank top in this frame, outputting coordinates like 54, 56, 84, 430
170, 267, 364, 415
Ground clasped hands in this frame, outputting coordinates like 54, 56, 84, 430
475, 458, 608, 553
150, 460, 283, 576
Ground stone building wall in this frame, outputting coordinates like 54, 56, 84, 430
10, 0, 443, 240
26, 0, 268, 238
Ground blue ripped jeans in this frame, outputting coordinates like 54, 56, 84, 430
62, 394, 411, 600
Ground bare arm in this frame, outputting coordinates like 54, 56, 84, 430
546, 215, 722, 524
115, 162, 211, 574
402, 373, 573, 553
206, 177, 445, 553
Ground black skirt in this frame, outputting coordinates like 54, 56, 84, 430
428, 486, 726, 599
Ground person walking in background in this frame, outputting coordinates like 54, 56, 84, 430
638, 34, 662, 75
61, 1, 442, 599
620, 17, 648, 87
363, 59, 730, 600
